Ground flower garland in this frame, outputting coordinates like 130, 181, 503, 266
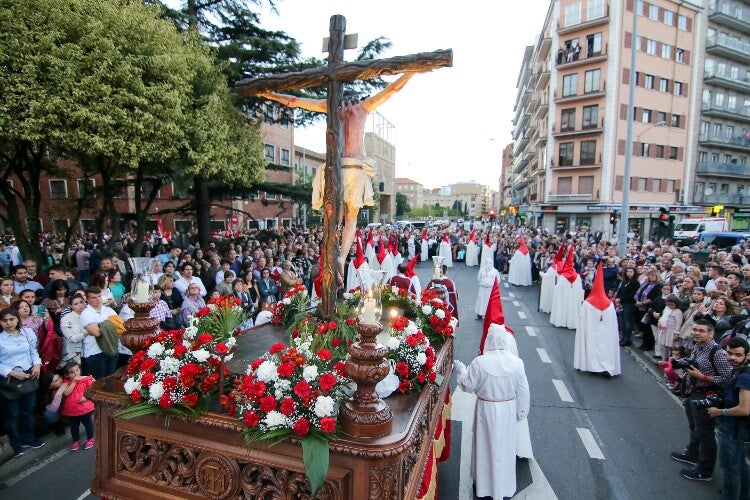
272, 284, 310, 326
383, 316, 437, 393
414, 288, 455, 344
231, 336, 351, 494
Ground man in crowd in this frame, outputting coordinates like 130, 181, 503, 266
174, 262, 206, 297
79, 286, 119, 379
12, 264, 43, 295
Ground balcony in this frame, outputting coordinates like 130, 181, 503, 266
555, 43, 608, 70
537, 36, 552, 59
512, 156, 529, 174
552, 118, 604, 138
513, 175, 530, 189
513, 89, 532, 124
535, 61, 551, 88
512, 135, 531, 157
701, 101, 750, 123
706, 34, 750, 64
551, 155, 602, 170
703, 70, 750, 93
533, 93, 549, 120
708, 3, 750, 34
548, 193, 598, 202
554, 80, 606, 104
692, 191, 747, 205
695, 160, 750, 179
699, 131, 750, 151
557, 4, 609, 35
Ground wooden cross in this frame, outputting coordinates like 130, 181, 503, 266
236, 15, 452, 319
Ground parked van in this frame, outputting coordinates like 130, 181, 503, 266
697, 231, 750, 250
673, 217, 728, 243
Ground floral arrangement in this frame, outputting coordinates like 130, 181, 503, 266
230, 337, 351, 493
289, 303, 360, 361
383, 316, 437, 393
272, 284, 310, 326
381, 285, 418, 317
415, 288, 455, 344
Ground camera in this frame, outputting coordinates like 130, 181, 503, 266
690, 393, 722, 410
672, 358, 699, 370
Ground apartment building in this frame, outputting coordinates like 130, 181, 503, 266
500, 144, 514, 207
510, 0, 703, 237
395, 178, 425, 211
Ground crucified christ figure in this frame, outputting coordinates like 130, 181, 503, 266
259, 72, 415, 277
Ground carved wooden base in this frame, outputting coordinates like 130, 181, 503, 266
340, 322, 393, 438
121, 298, 159, 354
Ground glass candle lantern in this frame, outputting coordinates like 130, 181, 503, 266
432, 255, 445, 280
357, 269, 385, 325
128, 257, 156, 304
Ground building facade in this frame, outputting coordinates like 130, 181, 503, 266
395, 177, 425, 212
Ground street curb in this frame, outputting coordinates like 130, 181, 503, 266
0, 431, 71, 484
623, 346, 684, 407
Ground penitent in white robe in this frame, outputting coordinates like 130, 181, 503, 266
439, 240, 453, 268
465, 241, 480, 267
380, 253, 396, 282
508, 250, 532, 286
550, 276, 584, 330
474, 267, 500, 316
457, 350, 530, 499
421, 239, 429, 262
407, 236, 416, 261
539, 267, 558, 313
574, 301, 621, 376
345, 260, 369, 294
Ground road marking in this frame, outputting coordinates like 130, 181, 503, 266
552, 379, 574, 402
75, 490, 92, 500
536, 348, 552, 363
518, 311, 526, 319
525, 325, 537, 337
508, 292, 515, 298
4, 447, 69, 486
576, 427, 605, 459
513, 301, 520, 307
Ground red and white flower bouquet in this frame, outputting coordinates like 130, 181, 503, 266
415, 288, 456, 344
382, 316, 438, 394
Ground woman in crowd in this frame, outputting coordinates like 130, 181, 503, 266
193, 248, 210, 273
158, 274, 183, 327
192, 259, 212, 295
279, 260, 302, 295
107, 269, 126, 305
616, 267, 640, 346
162, 261, 178, 282
674, 275, 697, 311
42, 279, 70, 316
91, 274, 115, 309
709, 295, 735, 340
634, 269, 662, 352
11, 299, 41, 335
180, 283, 206, 325
0, 276, 17, 309
0, 307, 45, 456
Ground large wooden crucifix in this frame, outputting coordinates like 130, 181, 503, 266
236, 15, 452, 319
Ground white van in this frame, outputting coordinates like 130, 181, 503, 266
673, 217, 728, 242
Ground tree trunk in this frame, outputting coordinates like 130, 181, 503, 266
194, 176, 211, 249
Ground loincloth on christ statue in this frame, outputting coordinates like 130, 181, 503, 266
311, 157, 376, 210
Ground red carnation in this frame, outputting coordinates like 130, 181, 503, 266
181, 393, 198, 408
406, 335, 418, 347
319, 416, 336, 434
259, 395, 277, 414
429, 371, 437, 383
162, 376, 177, 392
270, 342, 285, 354
293, 417, 310, 436
280, 397, 296, 416
317, 323, 329, 335
332, 338, 341, 347
214, 343, 229, 355
345, 318, 355, 326
140, 372, 155, 387
327, 321, 337, 331
173, 344, 187, 357
196, 333, 213, 346
195, 307, 211, 318
417, 371, 426, 384
243, 410, 260, 427
159, 393, 174, 408
334, 361, 347, 377
130, 390, 142, 403
140, 358, 157, 372
398, 379, 411, 393
277, 362, 295, 378
293, 380, 311, 399
251, 358, 265, 371
395, 361, 410, 377
318, 372, 337, 392
316, 349, 332, 361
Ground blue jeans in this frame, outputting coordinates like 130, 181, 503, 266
621, 303, 635, 341
83, 352, 118, 379
717, 424, 750, 500
1, 391, 37, 454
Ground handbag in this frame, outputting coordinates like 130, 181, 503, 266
0, 434, 14, 466
0, 371, 39, 400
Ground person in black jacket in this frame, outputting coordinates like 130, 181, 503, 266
616, 267, 640, 346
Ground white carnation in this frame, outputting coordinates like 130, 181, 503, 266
226, 337, 237, 348
302, 365, 319, 382
435, 309, 445, 319
192, 349, 210, 363
164, 349, 174, 356
148, 381, 164, 400
263, 410, 288, 429
159, 356, 180, 374
183, 325, 198, 339
405, 321, 418, 335
256, 360, 279, 383
147, 342, 165, 358
124, 377, 141, 394
282, 297, 291, 305
416, 352, 427, 365
313, 395, 335, 418
276, 379, 291, 392
421, 305, 432, 315
385, 337, 400, 350
223, 353, 234, 362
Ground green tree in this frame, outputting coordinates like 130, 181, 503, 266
395, 193, 410, 216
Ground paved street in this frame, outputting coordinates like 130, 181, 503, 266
0, 260, 726, 499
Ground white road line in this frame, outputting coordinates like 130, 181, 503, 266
552, 379, 574, 402
576, 427, 605, 459
75, 490, 92, 500
513, 301, 521, 307
508, 292, 515, 298
518, 311, 526, 319
5, 447, 69, 486
536, 348, 552, 363
525, 325, 537, 337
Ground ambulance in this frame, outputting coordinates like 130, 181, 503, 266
672, 217, 728, 243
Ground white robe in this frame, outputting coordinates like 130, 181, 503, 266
365, 243, 376, 268
345, 260, 369, 293
457, 350, 530, 499
480, 243, 495, 268
539, 267, 558, 313
380, 253, 396, 282
508, 250, 532, 286
407, 236, 416, 260
439, 240, 453, 268
474, 267, 499, 316
550, 276, 584, 330
421, 239, 429, 262
465, 241, 480, 267
574, 302, 621, 376
409, 275, 422, 300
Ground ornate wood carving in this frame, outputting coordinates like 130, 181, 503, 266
369, 460, 402, 500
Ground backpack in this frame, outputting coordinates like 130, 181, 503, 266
36, 320, 62, 373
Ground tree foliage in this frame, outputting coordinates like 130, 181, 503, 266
395, 193, 410, 216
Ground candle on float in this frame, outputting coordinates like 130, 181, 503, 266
362, 297, 377, 324
133, 279, 151, 303
433, 265, 441, 280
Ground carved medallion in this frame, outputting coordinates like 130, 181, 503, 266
196, 453, 240, 500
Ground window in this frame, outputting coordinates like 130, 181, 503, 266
263, 104, 274, 123
559, 142, 574, 166
661, 44, 672, 60
652, 179, 662, 192
49, 180, 67, 199
646, 39, 657, 55
669, 147, 678, 160
675, 48, 685, 63
174, 220, 193, 233
80, 219, 96, 233
281, 218, 292, 229
249, 190, 260, 200
580, 140, 597, 165
725, 154, 733, 163
641, 143, 650, 157
264, 144, 275, 162
52, 219, 70, 234
657, 111, 667, 124
558, 177, 573, 195
730, 66, 740, 79
716, 92, 725, 107
718, 62, 727, 76
670, 114, 680, 127
578, 175, 594, 195
642, 109, 652, 123
664, 9, 674, 26
280, 148, 290, 166
635, 36, 642, 51
700, 121, 709, 135
678, 14, 688, 30
703, 89, 711, 104
673, 81, 683, 96
564, 2, 582, 26
636, 0, 644, 15
587, 33, 602, 57
728, 96, 737, 109
561, 108, 576, 131
644, 74, 654, 89
562, 74, 578, 96
712, 153, 720, 162
637, 178, 647, 191
584, 69, 600, 92
587, 0, 605, 20
649, 4, 659, 20
666, 180, 675, 192
265, 192, 277, 200
140, 180, 160, 199
659, 78, 668, 92
582, 105, 599, 128
77, 179, 95, 198
727, 125, 735, 138
655, 145, 665, 158
280, 194, 292, 201
721, 184, 729, 194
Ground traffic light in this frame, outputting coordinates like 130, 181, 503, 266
659, 207, 669, 228
609, 212, 616, 225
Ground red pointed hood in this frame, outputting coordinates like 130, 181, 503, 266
390, 235, 399, 256
469, 230, 477, 244
421, 228, 428, 240
443, 233, 450, 244
366, 230, 374, 248
517, 235, 529, 255
586, 262, 611, 311
405, 254, 419, 278
551, 244, 566, 272
484, 231, 491, 247
479, 278, 515, 353
560, 244, 579, 283
377, 239, 388, 264
353, 235, 366, 269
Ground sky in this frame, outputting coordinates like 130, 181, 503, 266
173, 0, 553, 189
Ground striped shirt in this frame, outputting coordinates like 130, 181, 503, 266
691, 340, 732, 391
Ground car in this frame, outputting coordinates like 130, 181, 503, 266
697, 231, 750, 250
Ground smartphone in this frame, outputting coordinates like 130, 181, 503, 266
37, 304, 46, 315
